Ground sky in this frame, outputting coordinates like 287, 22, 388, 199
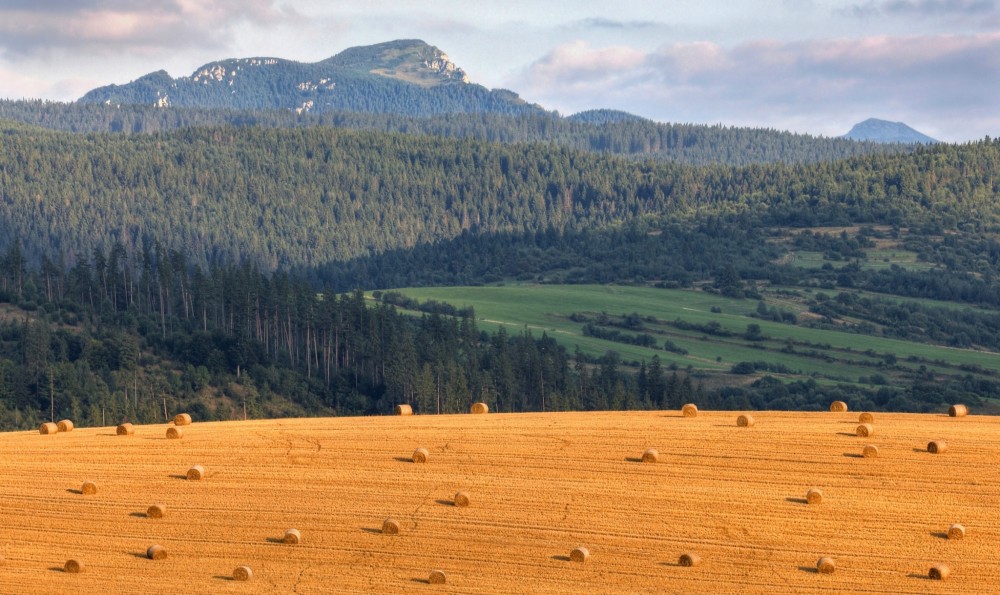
0, 0, 997, 142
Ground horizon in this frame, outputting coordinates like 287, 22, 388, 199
0, 1, 997, 142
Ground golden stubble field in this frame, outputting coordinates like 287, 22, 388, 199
1, 409, 999, 594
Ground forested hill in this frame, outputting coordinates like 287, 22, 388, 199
78, 40, 543, 118
0, 100, 909, 166
0, 120, 997, 275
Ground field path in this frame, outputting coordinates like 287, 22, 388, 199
1, 411, 998, 593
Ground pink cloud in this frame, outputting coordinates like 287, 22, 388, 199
519, 40, 648, 87
0, 1, 298, 55
512, 33, 1000, 141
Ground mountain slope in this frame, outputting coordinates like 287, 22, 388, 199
844, 118, 938, 144
79, 39, 544, 117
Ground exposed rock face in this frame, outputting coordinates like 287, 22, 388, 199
78, 40, 538, 117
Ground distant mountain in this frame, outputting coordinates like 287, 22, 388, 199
79, 39, 545, 117
843, 118, 938, 144
566, 109, 650, 125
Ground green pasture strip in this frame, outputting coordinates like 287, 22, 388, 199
386, 284, 1000, 379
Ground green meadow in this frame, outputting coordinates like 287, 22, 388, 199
382, 284, 1000, 388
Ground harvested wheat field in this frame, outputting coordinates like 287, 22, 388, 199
1, 411, 999, 593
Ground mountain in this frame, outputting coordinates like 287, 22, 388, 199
843, 118, 938, 144
79, 39, 545, 117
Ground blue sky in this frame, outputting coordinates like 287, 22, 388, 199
0, 1, 996, 141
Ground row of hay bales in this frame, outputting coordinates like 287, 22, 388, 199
393, 402, 490, 415
395, 402, 489, 415
38, 419, 74, 434
682, 400, 968, 418
674, 400, 968, 581
40, 412, 193, 436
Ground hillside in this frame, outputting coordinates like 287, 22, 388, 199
1, 410, 997, 593
384, 284, 1000, 403
78, 40, 543, 118
0, 100, 907, 165
0, 122, 992, 275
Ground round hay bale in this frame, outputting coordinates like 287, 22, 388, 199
948, 524, 965, 540
470, 402, 489, 414
283, 528, 301, 544
166, 426, 183, 439
570, 547, 590, 563
147, 503, 166, 519
830, 400, 848, 412
641, 448, 659, 464
57, 419, 74, 432
858, 412, 874, 424
64, 559, 84, 573
394, 404, 413, 416
949, 404, 968, 417
929, 564, 950, 580
116, 423, 135, 436
39, 422, 58, 435
806, 488, 823, 505
412, 447, 429, 464
737, 414, 754, 427
862, 445, 879, 458
173, 413, 192, 426
681, 403, 698, 417
928, 440, 948, 454
81, 481, 98, 495
817, 557, 836, 574
454, 491, 471, 508
382, 518, 400, 535
856, 423, 874, 438
187, 464, 204, 480
146, 545, 167, 560
428, 570, 447, 585
233, 566, 253, 581
679, 553, 701, 567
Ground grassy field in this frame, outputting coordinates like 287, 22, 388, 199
386, 284, 1000, 388
789, 250, 937, 271
1, 410, 997, 593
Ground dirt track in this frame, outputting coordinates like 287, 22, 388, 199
1, 410, 998, 593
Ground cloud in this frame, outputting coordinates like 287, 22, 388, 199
569, 18, 663, 31
511, 34, 1000, 141
0, 0, 300, 57
846, 0, 997, 19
